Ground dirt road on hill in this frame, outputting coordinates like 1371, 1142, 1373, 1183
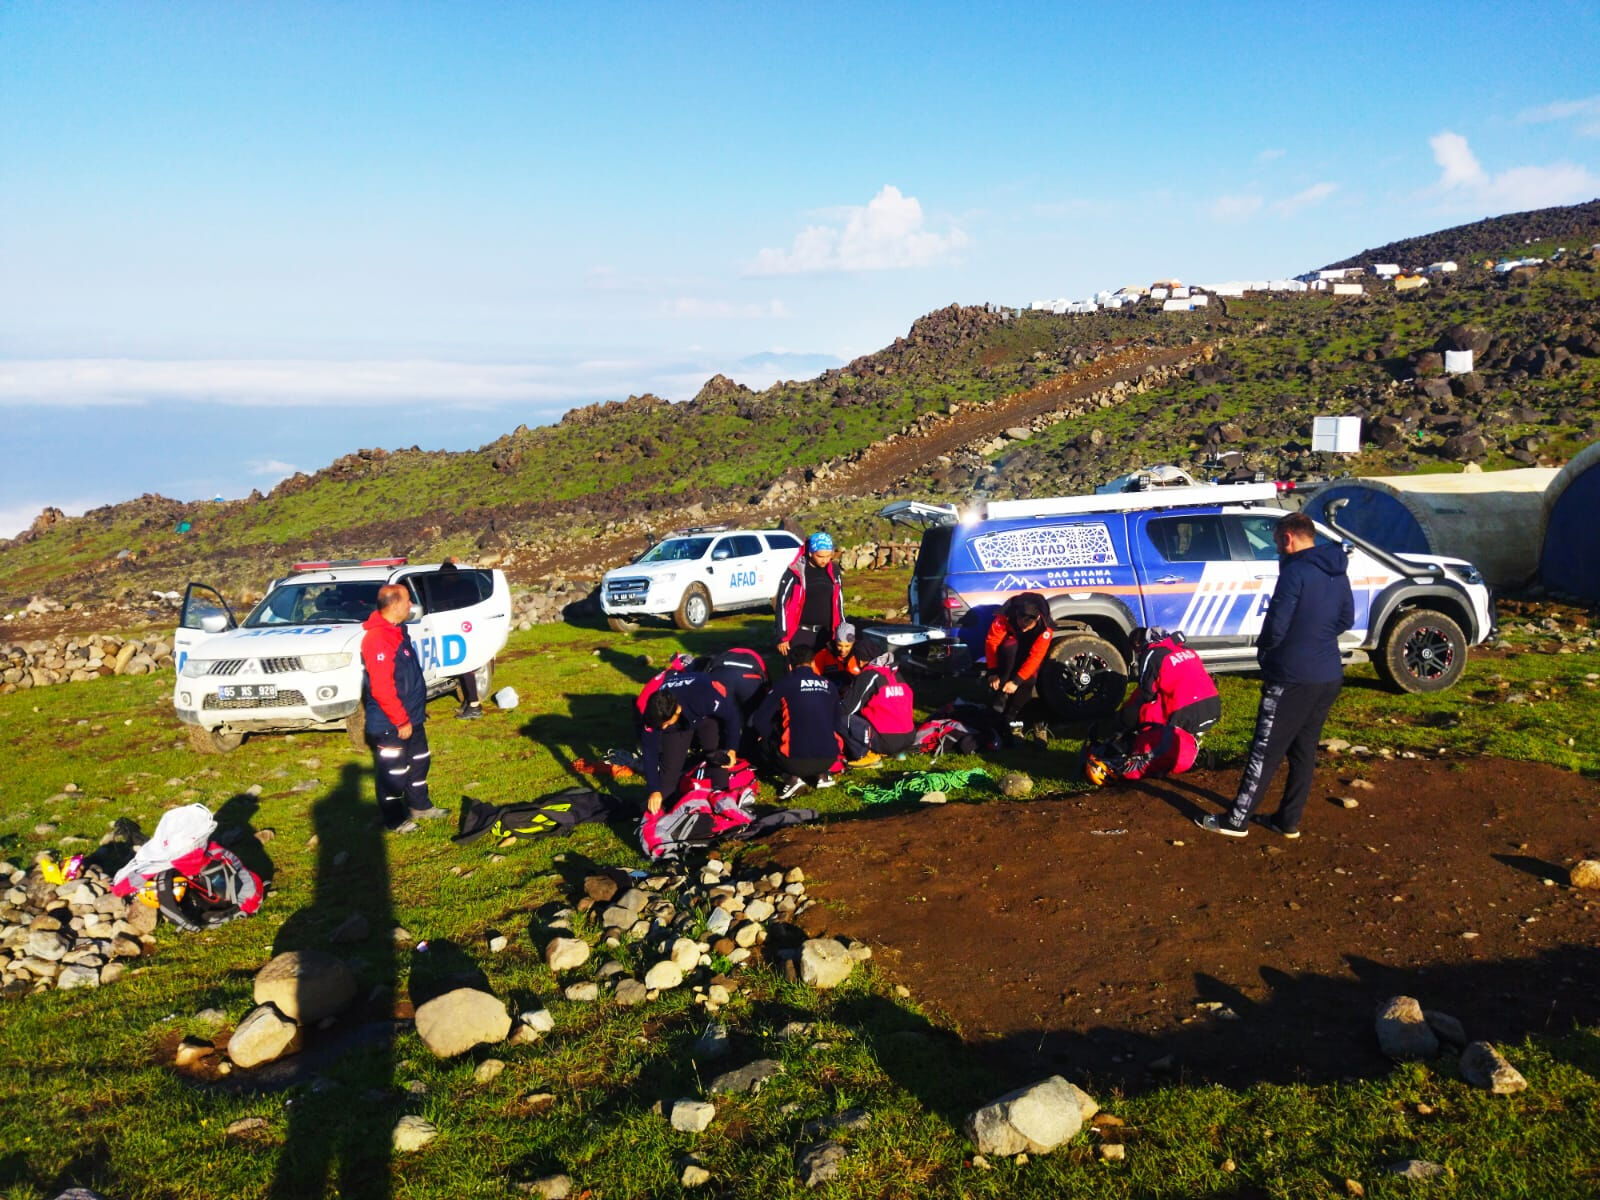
761, 755, 1600, 1095
825, 342, 1209, 497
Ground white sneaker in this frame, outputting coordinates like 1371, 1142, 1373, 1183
813, 774, 837, 789
777, 776, 807, 802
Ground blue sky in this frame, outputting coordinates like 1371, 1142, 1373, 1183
4, 1, 1599, 536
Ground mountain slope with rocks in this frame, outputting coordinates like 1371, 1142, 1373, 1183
4, 206, 1599, 622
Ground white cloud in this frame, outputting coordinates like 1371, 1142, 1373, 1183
661, 298, 790, 319
1208, 193, 1263, 221
1516, 95, 1600, 136
1428, 130, 1600, 210
1256, 148, 1286, 163
747, 185, 968, 275
1274, 181, 1338, 216
249, 458, 299, 478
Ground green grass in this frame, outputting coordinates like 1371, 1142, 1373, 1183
0, 591, 1597, 1198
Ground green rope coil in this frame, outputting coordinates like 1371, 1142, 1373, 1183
846, 768, 992, 806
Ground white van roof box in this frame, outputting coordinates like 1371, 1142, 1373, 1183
978, 482, 1281, 521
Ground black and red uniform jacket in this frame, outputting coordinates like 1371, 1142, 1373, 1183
361, 611, 426, 736
640, 673, 740, 794
774, 551, 842, 644
840, 664, 915, 735
752, 664, 841, 760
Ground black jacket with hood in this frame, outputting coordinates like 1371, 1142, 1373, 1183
1256, 541, 1355, 685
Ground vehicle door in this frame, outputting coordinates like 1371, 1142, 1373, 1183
405, 567, 506, 682
706, 534, 765, 608
1227, 514, 1377, 650
173, 583, 237, 677
1131, 511, 1257, 651
760, 532, 803, 595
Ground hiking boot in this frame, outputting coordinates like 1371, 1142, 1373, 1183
1259, 815, 1301, 839
813, 774, 838, 789
456, 703, 483, 721
777, 776, 808, 802
1195, 813, 1248, 838
846, 751, 883, 769
411, 806, 450, 821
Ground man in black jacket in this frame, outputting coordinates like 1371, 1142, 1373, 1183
752, 648, 843, 800
1198, 512, 1354, 839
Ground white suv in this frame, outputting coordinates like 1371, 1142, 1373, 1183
171, 558, 511, 753
601, 527, 804, 632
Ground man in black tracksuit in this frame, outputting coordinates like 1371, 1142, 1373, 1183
1198, 512, 1354, 839
641, 673, 741, 814
752, 650, 842, 799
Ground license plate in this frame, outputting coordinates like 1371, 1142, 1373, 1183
219, 684, 277, 701
610, 598, 644, 607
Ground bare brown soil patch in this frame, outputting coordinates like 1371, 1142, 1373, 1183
767, 757, 1600, 1092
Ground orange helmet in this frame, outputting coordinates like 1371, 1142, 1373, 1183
1084, 754, 1112, 787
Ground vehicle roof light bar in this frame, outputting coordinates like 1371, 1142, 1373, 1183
290, 557, 408, 572
978, 482, 1282, 521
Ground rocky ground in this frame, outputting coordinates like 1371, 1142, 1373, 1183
768, 755, 1600, 1094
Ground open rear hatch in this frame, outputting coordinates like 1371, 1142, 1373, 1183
878, 500, 960, 528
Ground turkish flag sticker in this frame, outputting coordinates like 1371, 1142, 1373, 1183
461, 620, 473, 633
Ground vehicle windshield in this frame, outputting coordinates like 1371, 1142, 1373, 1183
635, 537, 712, 564
243, 581, 386, 627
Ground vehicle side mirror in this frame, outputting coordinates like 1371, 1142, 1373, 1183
199, 613, 229, 634
408, 604, 424, 623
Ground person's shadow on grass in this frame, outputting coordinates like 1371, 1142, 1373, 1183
267, 762, 399, 1200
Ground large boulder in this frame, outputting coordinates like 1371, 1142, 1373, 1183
413, 987, 511, 1058
1376, 995, 1439, 1060
966, 1076, 1095, 1156
253, 950, 356, 1023
228, 1003, 303, 1068
1437, 324, 1492, 356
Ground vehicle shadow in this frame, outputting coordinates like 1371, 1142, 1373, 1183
265, 762, 400, 1200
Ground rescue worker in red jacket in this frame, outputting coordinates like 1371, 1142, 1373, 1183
360, 584, 449, 831
984, 592, 1054, 722
774, 532, 843, 664
837, 649, 916, 767
1087, 627, 1220, 783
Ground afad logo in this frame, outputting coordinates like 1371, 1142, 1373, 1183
417, 634, 467, 671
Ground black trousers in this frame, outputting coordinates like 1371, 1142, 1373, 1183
457, 670, 480, 705
838, 714, 916, 759
1227, 680, 1342, 831
657, 717, 723, 798
772, 753, 836, 781
988, 638, 1036, 717
372, 724, 432, 828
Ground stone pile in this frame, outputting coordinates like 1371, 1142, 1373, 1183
834, 542, 919, 572
226, 949, 359, 1069
1, 632, 173, 693
510, 581, 599, 630
558, 857, 862, 1013
0, 859, 155, 996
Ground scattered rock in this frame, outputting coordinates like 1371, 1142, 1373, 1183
1098, 1143, 1125, 1161
614, 978, 648, 1006
1376, 995, 1439, 1060
680, 1162, 711, 1188
1459, 1041, 1527, 1094
228, 1003, 303, 1069
644, 960, 685, 991
671, 1099, 716, 1132
998, 772, 1033, 797
799, 938, 854, 990
796, 1140, 846, 1188
253, 950, 357, 1024
1423, 1010, 1467, 1048
709, 1058, 782, 1096
413, 988, 512, 1058
966, 1075, 1092, 1155
1386, 1159, 1448, 1180
225, 1116, 270, 1139
328, 912, 370, 944
521, 1175, 572, 1199
563, 981, 600, 1002
693, 1022, 731, 1061
474, 1058, 506, 1084
174, 1036, 213, 1068
544, 937, 590, 972
1568, 860, 1600, 890
392, 1114, 438, 1152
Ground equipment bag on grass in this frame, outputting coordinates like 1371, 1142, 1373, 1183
453, 787, 622, 845
110, 803, 263, 931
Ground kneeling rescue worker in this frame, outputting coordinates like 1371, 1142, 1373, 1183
836, 645, 916, 767
1085, 626, 1220, 784
985, 591, 1053, 724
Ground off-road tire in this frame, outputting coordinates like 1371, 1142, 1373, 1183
607, 615, 639, 633
674, 585, 712, 631
188, 725, 244, 755
1039, 634, 1128, 720
346, 710, 368, 751
1374, 609, 1467, 694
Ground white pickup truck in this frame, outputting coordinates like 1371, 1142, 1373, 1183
172, 558, 510, 753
